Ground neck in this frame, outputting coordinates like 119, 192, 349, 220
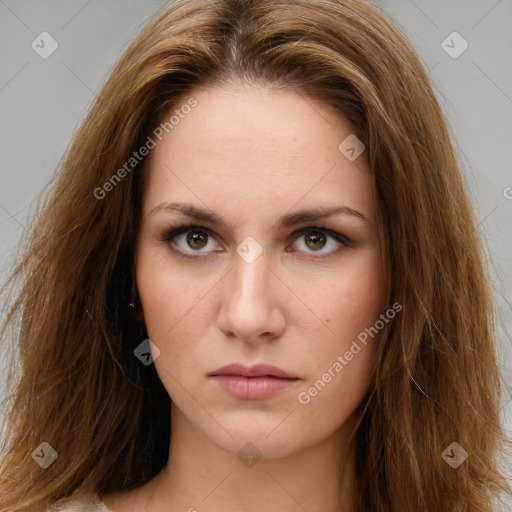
144, 407, 360, 512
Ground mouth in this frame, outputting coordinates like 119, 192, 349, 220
208, 363, 301, 400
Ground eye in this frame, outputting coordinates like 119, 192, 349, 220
159, 225, 221, 259
159, 224, 351, 260
287, 226, 351, 258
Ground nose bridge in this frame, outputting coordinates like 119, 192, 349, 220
217, 240, 285, 341
230, 242, 271, 302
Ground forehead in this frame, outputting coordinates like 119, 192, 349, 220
142, 83, 373, 222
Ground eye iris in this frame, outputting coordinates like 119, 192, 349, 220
305, 231, 326, 251
187, 230, 208, 250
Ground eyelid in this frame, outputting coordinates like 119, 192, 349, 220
159, 223, 352, 259
289, 225, 352, 246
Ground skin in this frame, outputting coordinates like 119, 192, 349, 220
101, 80, 387, 512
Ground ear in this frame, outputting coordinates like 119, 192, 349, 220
129, 274, 145, 323
129, 290, 145, 323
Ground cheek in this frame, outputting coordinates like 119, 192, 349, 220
308, 248, 387, 346
296, 249, 386, 407
136, 267, 202, 404
135, 246, 211, 361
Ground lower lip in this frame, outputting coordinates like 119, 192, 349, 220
210, 375, 299, 400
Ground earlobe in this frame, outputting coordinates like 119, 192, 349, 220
129, 291, 145, 323
129, 268, 145, 323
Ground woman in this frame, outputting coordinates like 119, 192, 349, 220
0, 0, 509, 510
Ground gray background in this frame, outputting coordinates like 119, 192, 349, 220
0, 0, 511, 497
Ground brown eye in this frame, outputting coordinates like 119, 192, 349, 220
160, 226, 221, 258
304, 230, 327, 251
161, 224, 350, 260
289, 226, 350, 257
186, 229, 209, 250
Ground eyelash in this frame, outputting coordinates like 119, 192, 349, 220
158, 224, 352, 260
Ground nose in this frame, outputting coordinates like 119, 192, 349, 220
216, 248, 286, 344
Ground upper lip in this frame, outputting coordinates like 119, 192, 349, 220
209, 363, 299, 379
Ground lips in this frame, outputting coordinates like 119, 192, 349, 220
209, 363, 298, 379
208, 363, 300, 400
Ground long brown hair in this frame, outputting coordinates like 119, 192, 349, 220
0, 0, 509, 510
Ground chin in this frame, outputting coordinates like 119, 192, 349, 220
200, 413, 316, 461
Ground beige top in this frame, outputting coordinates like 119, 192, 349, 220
47, 494, 113, 512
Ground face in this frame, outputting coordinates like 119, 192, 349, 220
135, 81, 387, 458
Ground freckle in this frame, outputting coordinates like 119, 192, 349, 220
326, 319, 330, 323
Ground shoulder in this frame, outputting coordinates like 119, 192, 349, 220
46, 493, 113, 512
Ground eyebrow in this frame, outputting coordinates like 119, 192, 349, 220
149, 202, 370, 228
